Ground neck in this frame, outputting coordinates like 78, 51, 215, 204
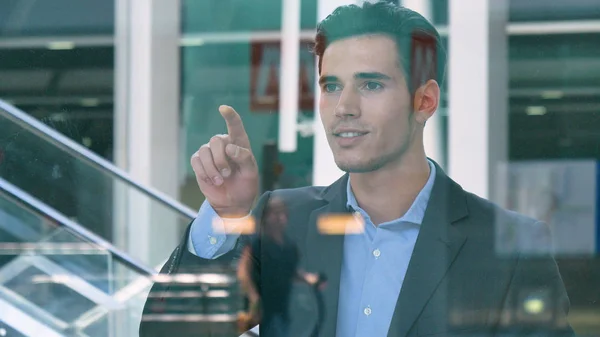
349, 151, 431, 225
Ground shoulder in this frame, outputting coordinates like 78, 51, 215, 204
464, 191, 537, 226
462, 191, 553, 255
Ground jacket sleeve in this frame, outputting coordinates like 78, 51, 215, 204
139, 191, 272, 337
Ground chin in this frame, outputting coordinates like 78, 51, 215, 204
335, 158, 386, 173
334, 148, 406, 173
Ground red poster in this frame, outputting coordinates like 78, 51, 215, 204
250, 41, 315, 112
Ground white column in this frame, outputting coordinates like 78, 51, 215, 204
448, 0, 508, 200
114, 0, 181, 266
278, 0, 301, 153
401, 0, 444, 169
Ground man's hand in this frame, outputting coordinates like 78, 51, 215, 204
191, 105, 259, 217
247, 296, 261, 325
303, 272, 319, 286
303, 272, 327, 291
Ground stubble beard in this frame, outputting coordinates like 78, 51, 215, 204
335, 131, 413, 173
331, 110, 417, 174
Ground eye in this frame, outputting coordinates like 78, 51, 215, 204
323, 83, 341, 93
362, 81, 384, 91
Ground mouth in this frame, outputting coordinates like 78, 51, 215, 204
332, 131, 369, 147
334, 131, 368, 138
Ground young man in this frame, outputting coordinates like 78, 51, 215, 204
141, 3, 574, 336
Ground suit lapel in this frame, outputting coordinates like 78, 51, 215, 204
305, 174, 349, 337
387, 162, 469, 337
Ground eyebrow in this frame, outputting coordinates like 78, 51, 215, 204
318, 75, 338, 85
318, 72, 392, 85
355, 72, 392, 81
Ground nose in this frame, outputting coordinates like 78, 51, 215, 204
334, 87, 360, 118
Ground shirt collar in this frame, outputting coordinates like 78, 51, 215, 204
345, 159, 436, 226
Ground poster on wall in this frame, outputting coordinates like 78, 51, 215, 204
250, 40, 316, 112
495, 160, 598, 256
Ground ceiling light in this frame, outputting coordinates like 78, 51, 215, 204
47, 41, 75, 50
524, 297, 545, 315
82, 137, 93, 148
81, 98, 100, 107
541, 90, 564, 99
526, 106, 547, 116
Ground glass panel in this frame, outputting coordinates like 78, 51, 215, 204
182, 0, 317, 33
5, 266, 98, 323
0, 0, 113, 38
83, 315, 110, 337
430, 0, 600, 25
0, 178, 154, 336
509, 0, 600, 22
0, 320, 26, 337
176, 1, 600, 336
181, 41, 316, 196
0, 105, 193, 267
0, 47, 115, 148
507, 29, 600, 336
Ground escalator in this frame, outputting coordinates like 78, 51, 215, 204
0, 99, 199, 335
0, 176, 155, 336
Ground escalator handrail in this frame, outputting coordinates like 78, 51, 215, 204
0, 99, 196, 220
0, 176, 156, 276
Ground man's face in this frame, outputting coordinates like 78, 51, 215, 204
318, 34, 416, 173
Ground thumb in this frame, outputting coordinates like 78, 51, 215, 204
226, 144, 256, 171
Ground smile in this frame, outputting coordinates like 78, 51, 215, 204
333, 131, 368, 147
334, 132, 368, 138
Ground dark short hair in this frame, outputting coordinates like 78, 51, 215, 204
314, 1, 446, 92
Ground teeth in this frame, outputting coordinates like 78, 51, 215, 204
338, 132, 363, 138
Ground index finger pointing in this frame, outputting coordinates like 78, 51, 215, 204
219, 105, 250, 148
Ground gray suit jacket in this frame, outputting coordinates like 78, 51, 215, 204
141, 161, 575, 336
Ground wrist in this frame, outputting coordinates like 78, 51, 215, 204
213, 206, 252, 219
212, 206, 255, 235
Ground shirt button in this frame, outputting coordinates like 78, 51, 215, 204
209, 236, 217, 245
373, 249, 381, 258
364, 307, 372, 316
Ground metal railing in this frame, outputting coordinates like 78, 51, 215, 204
0, 176, 155, 276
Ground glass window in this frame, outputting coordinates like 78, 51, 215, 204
0, 0, 113, 37
509, 33, 600, 159
3, 0, 600, 336
430, 0, 600, 25
181, 40, 316, 204
182, 0, 317, 33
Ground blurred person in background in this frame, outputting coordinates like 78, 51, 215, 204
141, 2, 574, 336
236, 196, 322, 337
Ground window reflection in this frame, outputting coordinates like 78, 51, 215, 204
1, 0, 599, 336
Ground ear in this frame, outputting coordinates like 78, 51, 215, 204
412, 79, 440, 125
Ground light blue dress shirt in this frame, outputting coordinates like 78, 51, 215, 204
337, 161, 435, 337
188, 161, 436, 336
187, 200, 241, 258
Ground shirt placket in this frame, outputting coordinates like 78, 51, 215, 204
355, 226, 382, 336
